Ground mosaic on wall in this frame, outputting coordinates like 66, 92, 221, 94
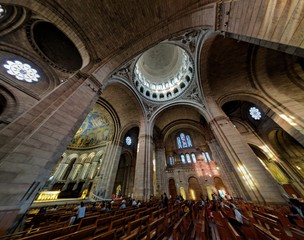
69, 104, 114, 149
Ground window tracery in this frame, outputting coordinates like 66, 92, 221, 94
3, 60, 40, 82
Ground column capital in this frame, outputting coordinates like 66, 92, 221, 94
138, 134, 153, 141
208, 115, 230, 126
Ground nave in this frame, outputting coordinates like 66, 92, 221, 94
1, 197, 304, 240
0, 0, 304, 237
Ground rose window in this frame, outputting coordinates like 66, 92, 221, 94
3, 60, 40, 82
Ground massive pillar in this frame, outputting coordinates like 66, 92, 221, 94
206, 98, 285, 204
95, 140, 122, 199
154, 143, 167, 197
0, 73, 100, 234
133, 123, 153, 201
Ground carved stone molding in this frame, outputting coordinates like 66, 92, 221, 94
169, 29, 201, 53
112, 61, 133, 81
183, 83, 204, 106
143, 102, 159, 120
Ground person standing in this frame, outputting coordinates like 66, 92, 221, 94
163, 192, 168, 208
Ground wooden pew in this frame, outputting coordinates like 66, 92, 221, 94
125, 214, 136, 226
151, 208, 166, 221
108, 217, 127, 238
212, 211, 234, 240
95, 216, 113, 235
290, 227, 304, 240
165, 209, 179, 235
120, 232, 137, 240
77, 215, 98, 230
144, 216, 165, 240
172, 218, 186, 240
125, 218, 142, 236
252, 211, 293, 239
91, 229, 116, 240
253, 224, 280, 240
137, 216, 150, 239
52, 226, 96, 240
195, 207, 207, 240
20, 224, 79, 240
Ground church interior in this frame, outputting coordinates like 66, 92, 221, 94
0, 0, 304, 239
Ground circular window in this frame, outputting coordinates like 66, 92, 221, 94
249, 107, 261, 120
0, 5, 6, 19
3, 60, 40, 82
125, 136, 132, 146
32, 21, 82, 72
133, 43, 194, 102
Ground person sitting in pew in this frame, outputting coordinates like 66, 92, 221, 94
287, 201, 304, 226
228, 206, 246, 239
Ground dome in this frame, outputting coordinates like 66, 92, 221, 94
133, 43, 193, 101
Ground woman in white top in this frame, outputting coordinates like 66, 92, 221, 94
76, 201, 86, 223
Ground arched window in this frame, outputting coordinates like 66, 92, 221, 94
191, 153, 197, 163
62, 158, 76, 180
180, 133, 188, 148
186, 153, 191, 163
186, 135, 192, 147
202, 152, 212, 162
169, 156, 174, 166
176, 133, 193, 149
177, 137, 182, 149
180, 154, 186, 164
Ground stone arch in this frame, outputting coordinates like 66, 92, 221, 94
219, 94, 304, 146
0, 84, 18, 129
77, 154, 88, 164
168, 178, 177, 200
86, 152, 96, 163
188, 176, 201, 200
213, 177, 227, 198
64, 153, 79, 164
249, 143, 301, 198
29, 20, 83, 73
0, 4, 27, 37
114, 150, 134, 197
101, 82, 143, 142
1, 0, 92, 69
0, 44, 61, 92
61, 155, 78, 180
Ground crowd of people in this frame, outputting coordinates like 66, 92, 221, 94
29, 190, 304, 239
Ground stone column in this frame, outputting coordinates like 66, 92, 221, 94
155, 146, 166, 197
207, 98, 286, 203
133, 127, 153, 201
0, 72, 100, 231
95, 140, 122, 199
208, 139, 240, 198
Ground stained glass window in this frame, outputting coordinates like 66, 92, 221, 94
169, 156, 174, 166
205, 152, 211, 161
177, 137, 182, 149
191, 153, 196, 163
177, 133, 193, 149
3, 60, 40, 82
180, 133, 188, 148
186, 153, 191, 163
125, 136, 132, 145
186, 135, 192, 147
202, 152, 212, 162
180, 154, 186, 164
249, 107, 261, 120
0, 5, 5, 19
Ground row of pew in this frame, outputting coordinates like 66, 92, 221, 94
209, 200, 304, 240
0, 201, 201, 240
